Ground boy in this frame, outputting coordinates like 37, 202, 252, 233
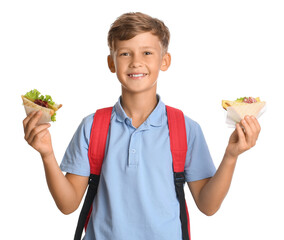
23, 12, 261, 239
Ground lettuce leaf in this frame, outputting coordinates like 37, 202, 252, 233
24, 89, 41, 101
235, 97, 246, 102
51, 113, 56, 122
43, 95, 55, 105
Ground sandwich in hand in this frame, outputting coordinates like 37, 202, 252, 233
22, 89, 62, 123
222, 97, 266, 124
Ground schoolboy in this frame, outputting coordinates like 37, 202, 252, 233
23, 12, 261, 240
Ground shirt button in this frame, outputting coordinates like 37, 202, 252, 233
131, 149, 136, 153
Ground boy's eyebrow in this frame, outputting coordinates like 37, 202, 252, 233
139, 46, 158, 50
116, 46, 159, 51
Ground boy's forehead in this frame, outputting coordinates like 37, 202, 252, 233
114, 32, 162, 51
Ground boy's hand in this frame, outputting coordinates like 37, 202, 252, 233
23, 111, 53, 158
226, 115, 261, 159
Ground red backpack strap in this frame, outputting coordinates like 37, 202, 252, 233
166, 105, 191, 240
74, 107, 113, 240
88, 107, 113, 175
166, 106, 188, 172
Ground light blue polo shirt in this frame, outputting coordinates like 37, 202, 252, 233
60, 94, 216, 240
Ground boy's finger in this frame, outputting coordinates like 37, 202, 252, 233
23, 111, 37, 129
236, 123, 246, 143
24, 111, 43, 138
245, 116, 257, 132
27, 123, 51, 144
245, 116, 260, 144
251, 116, 261, 133
30, 128, 50, 146
241, 117, 253, 146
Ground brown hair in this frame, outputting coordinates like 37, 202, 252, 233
107, 12, 170, 54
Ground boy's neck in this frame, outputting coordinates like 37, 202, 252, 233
120, 88, 158, 127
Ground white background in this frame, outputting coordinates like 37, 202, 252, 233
1, 0, 283, 239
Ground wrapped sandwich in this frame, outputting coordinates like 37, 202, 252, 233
22, 89, 62, 123
222, 97, 266, 127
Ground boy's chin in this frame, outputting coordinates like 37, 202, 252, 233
121, 85, 157, 95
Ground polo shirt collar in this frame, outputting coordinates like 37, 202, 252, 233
114, 94, 165, 127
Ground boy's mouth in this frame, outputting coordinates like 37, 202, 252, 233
127, 73, 148, 79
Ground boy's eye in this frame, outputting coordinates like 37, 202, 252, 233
144, 51, 152, 55
120, 52, 129, 56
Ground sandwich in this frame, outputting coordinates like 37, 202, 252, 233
22, 89, 62, 123
222, 97, 265, 123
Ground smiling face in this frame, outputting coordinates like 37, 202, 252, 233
107, 32, 171, 94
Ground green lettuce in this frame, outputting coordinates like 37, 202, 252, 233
24, 89, 41, 101
24, 89, 54, 105
235, 97, 247, 102
51, 113, 56, 122
40, 94, 55, 105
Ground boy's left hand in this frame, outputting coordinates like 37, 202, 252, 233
226, 115, 261, 158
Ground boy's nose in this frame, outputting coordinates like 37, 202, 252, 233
129, 55, 143, 68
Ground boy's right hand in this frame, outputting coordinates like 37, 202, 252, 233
23, 111, 53, 158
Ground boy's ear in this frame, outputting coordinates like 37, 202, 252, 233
160, 53, 171, 71
107, 55, 116, 73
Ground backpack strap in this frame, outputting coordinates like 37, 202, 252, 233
74, 107, 113, 240
88, 107, 113, 175
166, 105, 191, 240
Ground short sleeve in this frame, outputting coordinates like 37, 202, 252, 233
184, 117, 216, 182
60, 113, 95, 177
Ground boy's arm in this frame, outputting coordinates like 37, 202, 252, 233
187, 115, 261, 216
23, 111, 89, 214
41, 153, 88, 214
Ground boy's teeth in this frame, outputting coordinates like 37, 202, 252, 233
130, 74, 145, 77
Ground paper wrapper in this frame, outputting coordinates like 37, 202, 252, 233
226, 102, 266, 128
23, 105, 52, 124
